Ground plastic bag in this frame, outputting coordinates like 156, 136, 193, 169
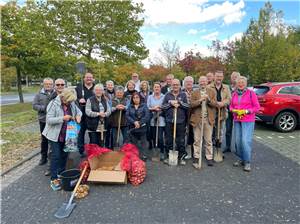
64, 120, 81, 152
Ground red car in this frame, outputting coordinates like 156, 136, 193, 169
254, 82, 300, 132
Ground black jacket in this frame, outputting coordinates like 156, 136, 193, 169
126, 103, 150, 129
86, 96, 108, 131
75, 83, 95, 115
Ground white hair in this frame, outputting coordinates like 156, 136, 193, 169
43, 77, 53, 83
106, 80, 114, 86
237, 76, 248, 84
184, 76, 194, 83
94, 83, 104, 92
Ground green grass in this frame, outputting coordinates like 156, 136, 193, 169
1, 85, 41, 95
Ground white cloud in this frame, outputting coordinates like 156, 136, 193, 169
138, 0, 246, 26
201, 31, 219, 41
187, 29, 198, 35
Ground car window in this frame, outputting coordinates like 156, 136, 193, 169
253, 86, 270, 95
278, 86, 293, 95
291, 85, 300, 96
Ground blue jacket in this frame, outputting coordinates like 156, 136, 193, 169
161, 91, 189, 124
126, 103, 150, 128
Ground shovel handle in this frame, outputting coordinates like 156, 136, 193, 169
173, 107, 177, 151
116, 110, 122, 146
217, 107, 221, 141
67, 165, 88, 208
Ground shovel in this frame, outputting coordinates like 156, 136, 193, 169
115, 110, 122, 150
195, 100, 205, 169
54, 165, 88, 219
152, 112, 160, 162
169, 107, 178, 166
214, 107, 223, 162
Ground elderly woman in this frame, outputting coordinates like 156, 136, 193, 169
124, 80, 137, 100
126, 92, 150, 161
230, 76, 260, 172
147, 82, 165, 160
42, 88, 82, 191
86, 84, 111, 147
109, 86, 129, 149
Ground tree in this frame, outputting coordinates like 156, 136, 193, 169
156, 41, 180, 70
44, 0, 148, 63
141, 65, 169, 82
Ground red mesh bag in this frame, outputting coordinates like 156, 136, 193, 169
84, 144, 112, 159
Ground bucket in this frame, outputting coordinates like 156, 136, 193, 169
59, 169, 80, 191
168, 150, 178, 166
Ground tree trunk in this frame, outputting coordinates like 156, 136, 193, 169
16, 66, 24, 103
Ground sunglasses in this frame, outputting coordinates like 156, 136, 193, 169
56, 83, 65, 86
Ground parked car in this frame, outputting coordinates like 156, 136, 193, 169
254, 82, 300, 132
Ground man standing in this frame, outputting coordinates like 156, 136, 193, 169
75, 72, 95, 156
131, 73, 141, 92
182, 76, 194, 160
105, 80, 115, 148
206, 72, 215, 86
162, 79, 189, 165
33, 78, 54, 165
190, 76, 216, 167
161, 74, 174, 94
208, 71, 231, 158
224, 71, 240, 153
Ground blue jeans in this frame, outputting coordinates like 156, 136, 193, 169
50, 141, 68, 180
234, 121, 255, 163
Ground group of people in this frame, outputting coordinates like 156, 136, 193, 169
33, 71, 260, 191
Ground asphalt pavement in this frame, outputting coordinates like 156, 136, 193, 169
0, 93, 35, 105
1, 140, 299, 224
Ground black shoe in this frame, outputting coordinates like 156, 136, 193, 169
207, 160, 214, 166
80, 151, 86, 158
223, 149, 231, 153
141, 155, 147, 161
38, 158, 47, 166
44, 170, 51, 176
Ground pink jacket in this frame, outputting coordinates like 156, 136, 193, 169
230, 89, 260, 122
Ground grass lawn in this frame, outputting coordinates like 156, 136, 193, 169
1, 103, 40, 171
1, 85, 40, 95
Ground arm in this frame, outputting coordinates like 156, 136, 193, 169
190, 92, 201, 109
126, 107, 135, 125
140, 106, 150, 125
161, 94, 172, 110
248, 90, 260, 114
222, 85, 231, 107
32, 94, 46, 112
178, 93, 189, 110
85, 99, 99, 118
105, 101, 111, 117
46, 101, 64, 125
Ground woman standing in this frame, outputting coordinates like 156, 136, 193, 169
139, 81, 151, 104
42, 88, 82, 191
147, 82, 165, 160
124, 80, 137, 100
230, 76, 260, 172
126, 92, 150, 161
85, 84, 111, 147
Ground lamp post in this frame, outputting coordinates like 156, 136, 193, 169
75, 61, 86, 98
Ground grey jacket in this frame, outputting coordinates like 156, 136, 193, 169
42, 96, 82, 142
32, 88, 54, 122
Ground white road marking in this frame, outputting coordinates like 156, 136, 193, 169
289, 136, 295, 138
278, 136, 284, 139
267, 136, 273, 139
256, 136, 262, 139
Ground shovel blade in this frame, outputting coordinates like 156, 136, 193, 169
152, 148, 160, 162
168, 150, 178, 166
55, 202, 76, 219
214, 148, 223, 162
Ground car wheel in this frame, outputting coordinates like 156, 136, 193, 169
274, 112, 297, 132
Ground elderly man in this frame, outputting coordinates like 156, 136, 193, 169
162, 79, 189, 165
33, 78, 54, 165
131, 73, 141, 92
208, 70, 231, 159
224, 71, 240, 153
182, 76, 194, 160
206, 72, 215, 86
190, 76, 216, 168
161, 74, 174, 94
75, 72, 95, 156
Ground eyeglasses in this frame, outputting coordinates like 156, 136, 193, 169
56, 84, 65, 86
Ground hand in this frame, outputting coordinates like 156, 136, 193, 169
79, 98, 86, 104
63, 115, 72, 121
75, 115, 81, 123
116, 104, 124, 110
217, 102, 224, 108
174, 103, 180, 108
201, 94, 208, 101
170, 100, 178, 107
134, 121, 140, 129
98, 112, 106, 118
155, 105, 161, 111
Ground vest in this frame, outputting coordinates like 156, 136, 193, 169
86, 96, 108, 131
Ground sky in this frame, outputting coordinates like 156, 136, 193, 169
137, 0, 300, 66
2, 0, 299, 66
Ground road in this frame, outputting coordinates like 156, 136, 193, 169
0, 93, 35, 105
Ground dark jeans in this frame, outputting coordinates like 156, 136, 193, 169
128, 128, 148, 158
39, 121, 49, 159
49, 141, 68, 180
165, 122, 186, 158
225, 111, 234, 151
88, 132, 105, 147
150, 126, 165, 153
78, 117, 87, 154
105, 124, 113, 149
111, 126, 128, 149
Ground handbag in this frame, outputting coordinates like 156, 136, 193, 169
64, 120, 81, 152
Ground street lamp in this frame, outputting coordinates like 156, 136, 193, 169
75, 61, 86, 98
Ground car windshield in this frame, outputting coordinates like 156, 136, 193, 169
253, 86, 270, 95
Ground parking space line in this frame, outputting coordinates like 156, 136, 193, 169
267, 136, 273, 139
278, 136, 284, 139
256, 136, 262, 139
289, 136, 295, 138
